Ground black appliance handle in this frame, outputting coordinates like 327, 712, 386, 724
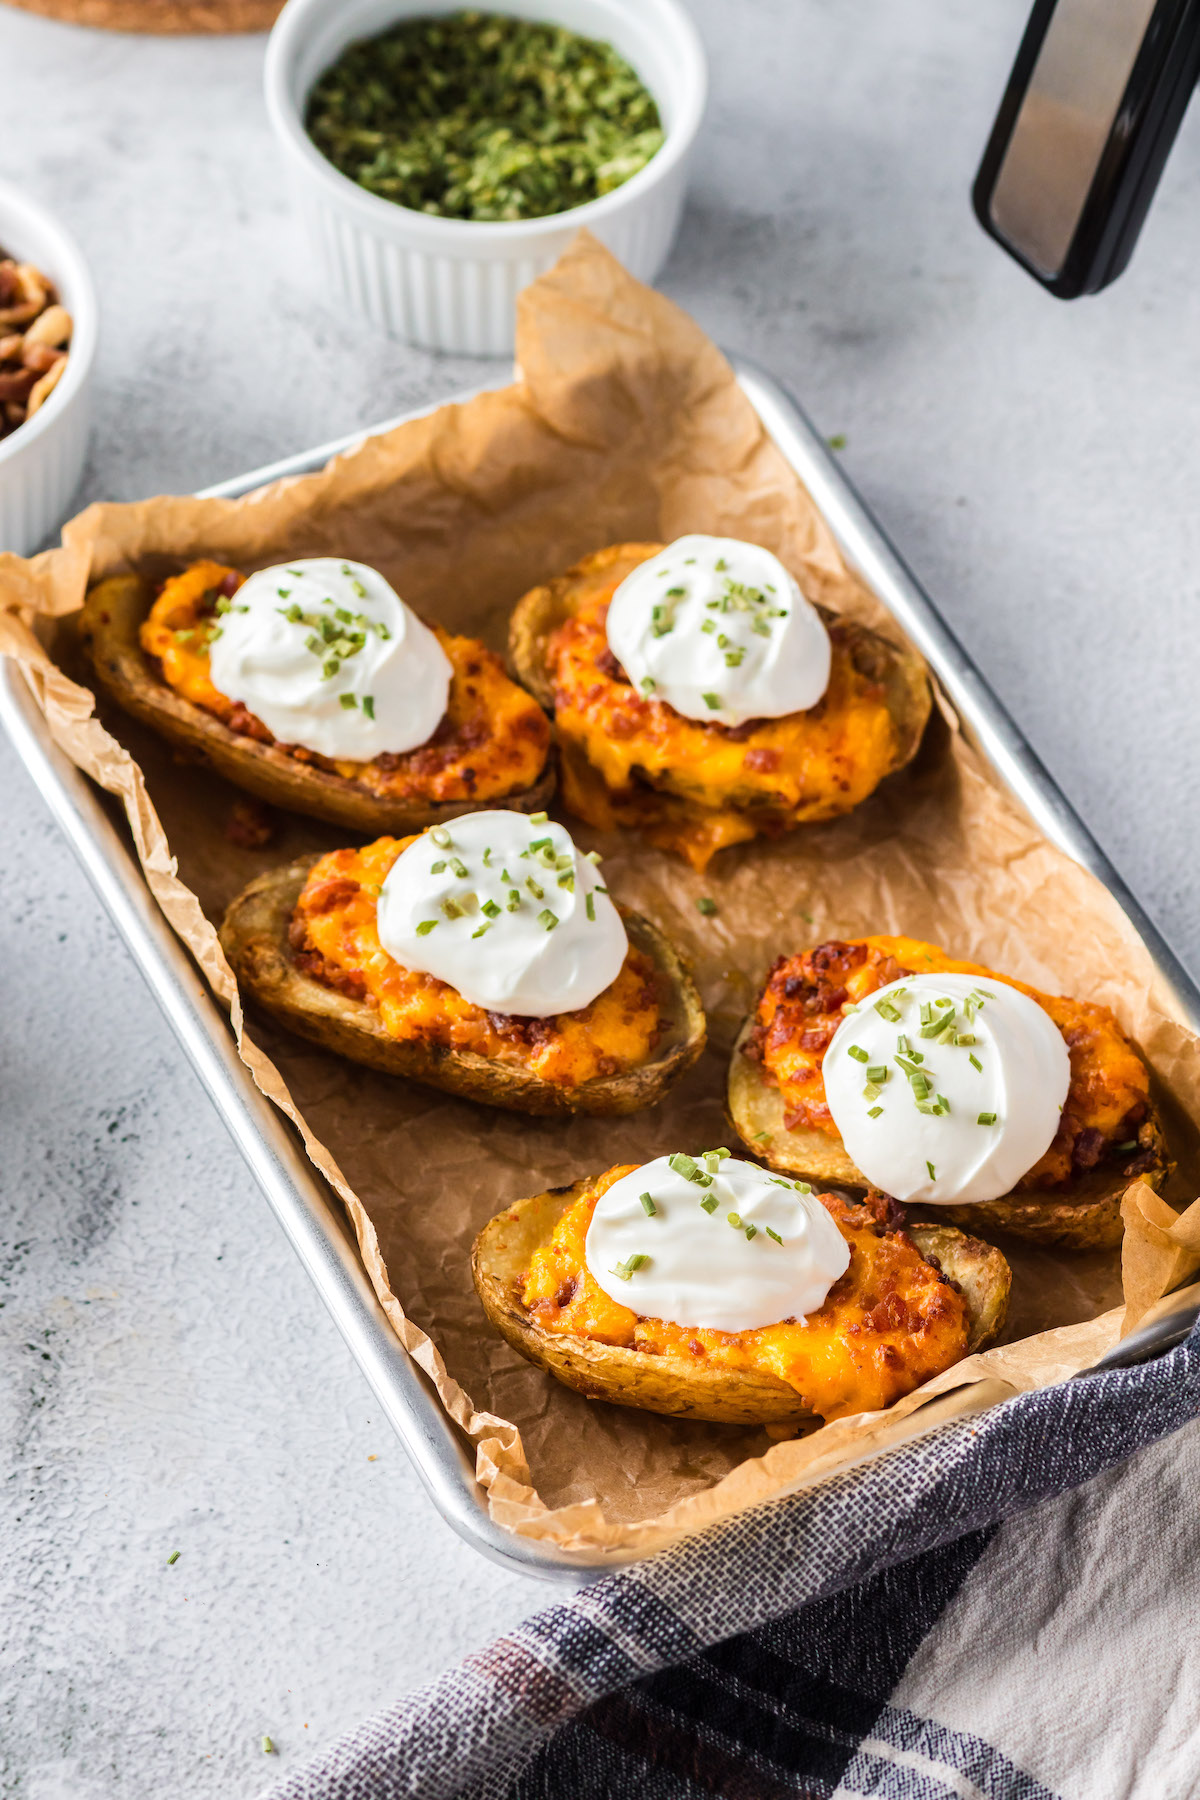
973, 0, 1200, 297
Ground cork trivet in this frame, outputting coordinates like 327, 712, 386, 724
3, 0, 283, 31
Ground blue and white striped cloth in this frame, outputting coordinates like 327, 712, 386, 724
261, 1328, 1200, 1800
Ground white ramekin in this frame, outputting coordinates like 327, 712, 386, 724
0, 180, 97, 556
264, 0, 707, 356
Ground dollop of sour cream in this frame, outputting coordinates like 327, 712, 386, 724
376, 810, 627, 1018
208, 557, 452, 760
585, 1153, 850, 1333
823, 973, 1071, 1205
604, 534, 831, 728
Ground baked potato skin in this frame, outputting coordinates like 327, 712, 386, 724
727, 1015, 1171, 1250
508, 541, 932, 814
220, 855, 707, 1117
81, 573, 555, 833
471, 1181, 1010, 1424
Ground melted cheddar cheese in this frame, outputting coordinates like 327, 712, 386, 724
544, 544, 908, 871
746, 935, 1153, 1191
522, 1167, 969, 1420
140, 562, 550, 804
293, 839, 662, 1088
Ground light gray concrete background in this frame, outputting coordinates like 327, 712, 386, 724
3, 3, 1200, 1795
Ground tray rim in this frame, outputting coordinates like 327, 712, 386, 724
4, 354, 1198, 1581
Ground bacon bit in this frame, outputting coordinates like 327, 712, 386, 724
225, 797, 275, 849
1071, 1126, 1107, 1173
305, 876, 360, 914
595, 647, 626, 682
742, 746, 781, 774
226, 702, 274, 744
293, 947, 367, 1001
553, 1278, 578, 1309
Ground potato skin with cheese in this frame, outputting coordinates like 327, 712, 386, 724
82, 564, 554, 833
508, 542, 931, 871
728, 935, 1172, 1249
219, 846, 707, 1117
472, 1170, 1010, 1425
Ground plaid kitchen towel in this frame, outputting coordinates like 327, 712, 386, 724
260, 1325, 1200, 1800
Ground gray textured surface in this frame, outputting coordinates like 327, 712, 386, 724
3, 2, 1200, 1795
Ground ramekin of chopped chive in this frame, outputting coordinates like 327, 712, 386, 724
264, 0, 707, 354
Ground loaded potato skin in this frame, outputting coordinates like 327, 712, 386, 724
508, 542, 931, 871
82, 564, 554, 833
219, 840, 707, 1117
729, 935, 1171, 1249
472, 1170, 1010, 1425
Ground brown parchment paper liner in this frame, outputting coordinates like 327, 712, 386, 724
4, 234, 1200, 1561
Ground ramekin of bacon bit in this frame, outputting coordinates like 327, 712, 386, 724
0, 255, 73, 442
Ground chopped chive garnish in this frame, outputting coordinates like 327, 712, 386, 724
430, 860, 446, 874
557, 871, 575, 892
429, 827, 451, 848
753, 1130, 771, 1141
610, 1254, 648, 1281
537, 909, 558, 931
796, 1182, 812, 1195
874, 998, 902, 1022
640, 676, 656, 694
526, 878, 544, 900
449, 856, 468, 879
956, 1033, 976, 1047
866, 1065, 888, 1083
700, 1194, 719, 1213
529, 811, 548, 824
969, 1053, 982, 1072
744, 1223, 758, 1241
727, 1212, 742, 1229
481, 899, 501, 918
669, 1152, 699, 1180
339, 692, 357, 710
471, 922, 491, 938
482, 847, 492, 866
926, 1161, 936, 1180
639, 1192, 657, 1217
585, 850, 602, 865
585, 893, 596, 922
978, 1112, 997, 1126
1116, 1139, 1139, 1153
702, 692, 721, 710
167, 1550, 180, 1566
867, 1105, 883, 1118
362, 694, 375, 719
697, 896, 718, 917
416, 920, 437, 936
765, 1226, 783, 1244
262, 1736, 275, 1755
848, 1045, 869, 1063
863, 1081, 882, 1101
506, 890, 521, 912
441, 898, 463, 920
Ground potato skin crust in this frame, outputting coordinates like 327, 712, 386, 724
727, 936, 1173, 1249
508, 542, 931, 870
471, 1179, 1010, 1425
220, 855, 707, 1117
82, 571, 555, 833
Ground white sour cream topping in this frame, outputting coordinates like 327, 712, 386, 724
604, 534, 831, 728
824, 973, 1071, 1205
585, 1153, 850, 1333
208, 557, 452, 760
376, 810, 627, 1019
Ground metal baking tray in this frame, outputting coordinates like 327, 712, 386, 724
5, 356, 1199, 1580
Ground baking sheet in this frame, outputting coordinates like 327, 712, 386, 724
5, 234, 1200, 1566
